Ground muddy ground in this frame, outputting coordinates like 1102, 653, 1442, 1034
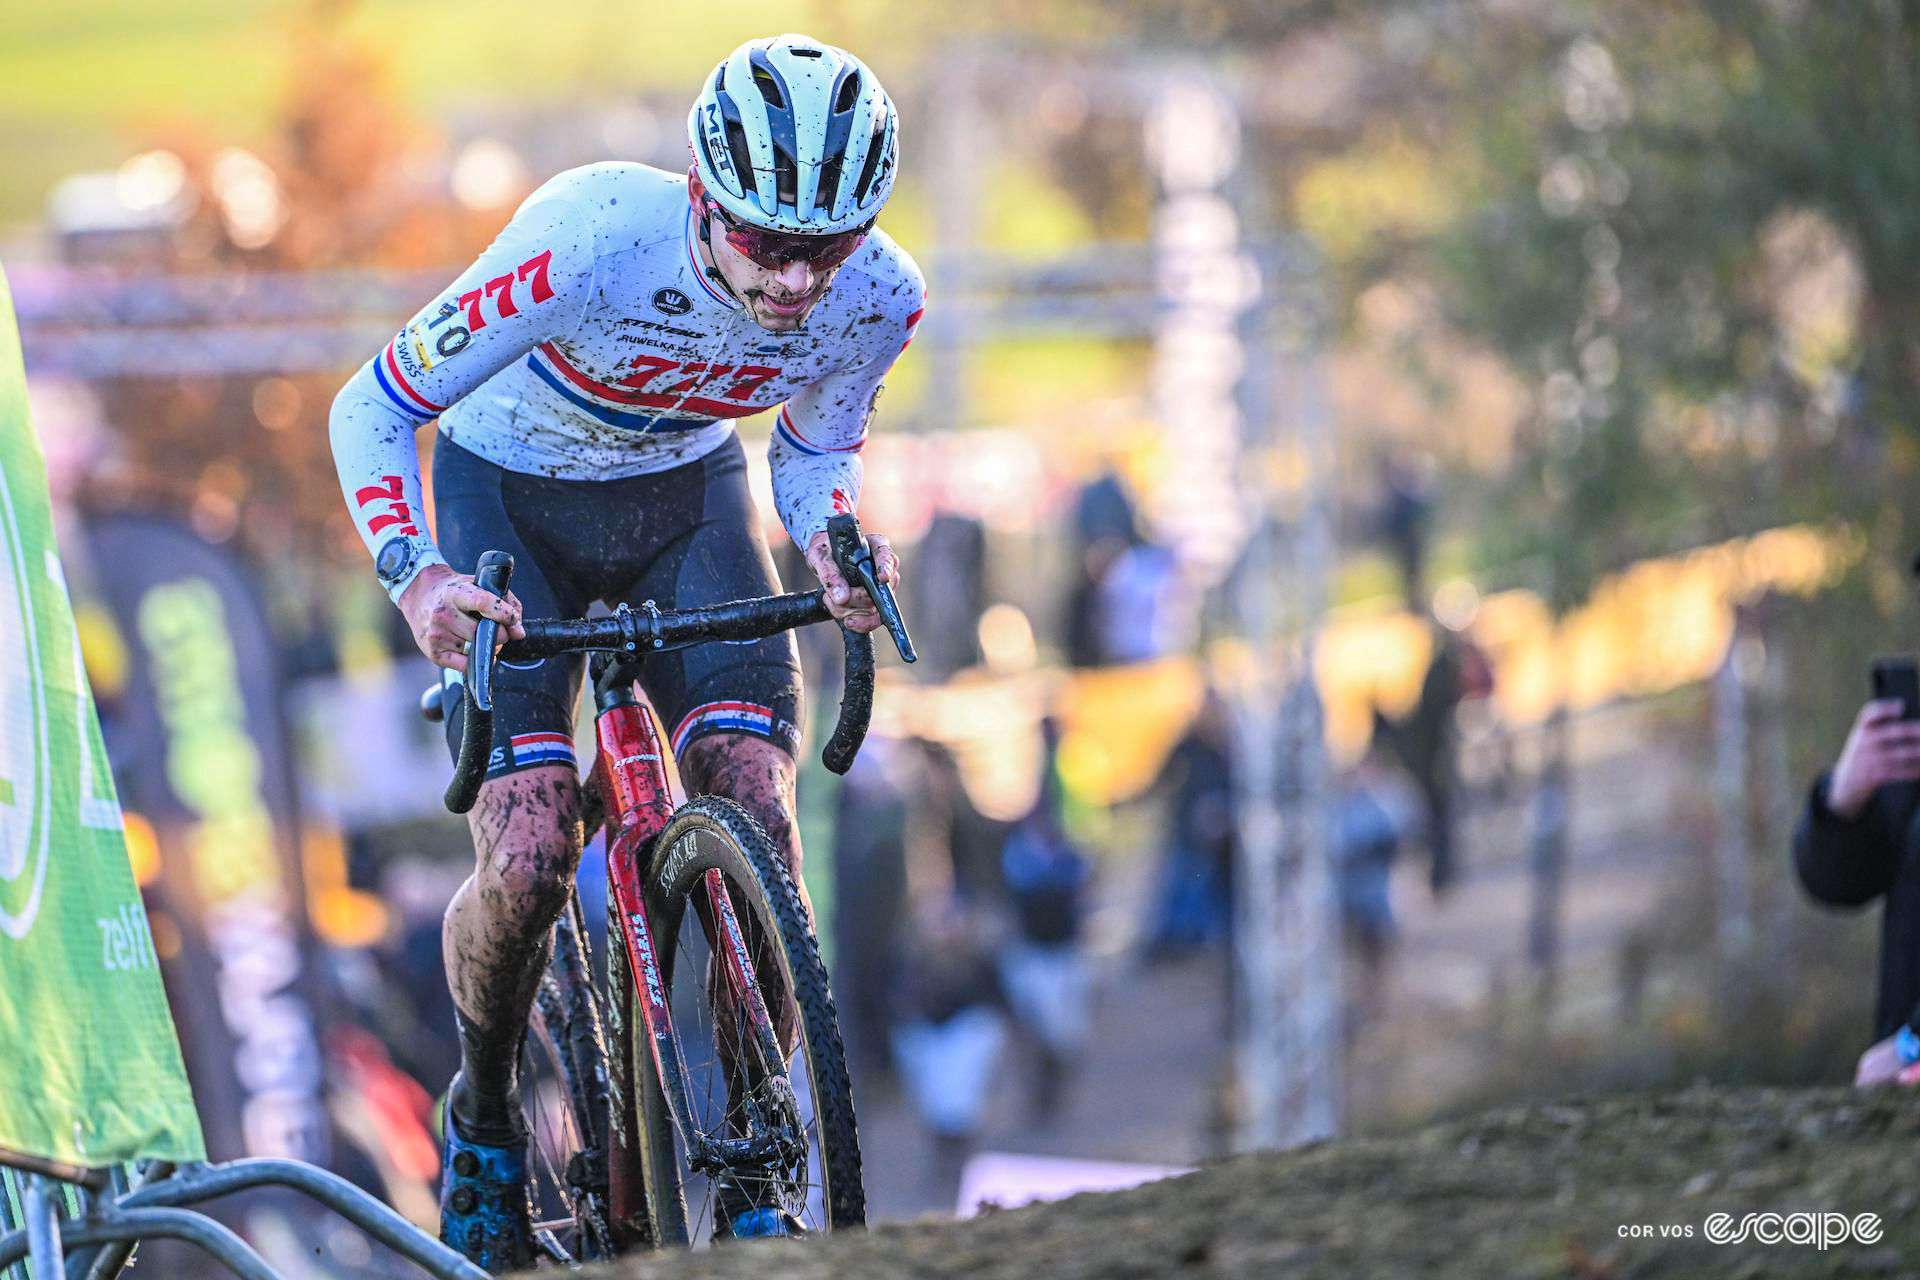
595, 1086, 1920, 1279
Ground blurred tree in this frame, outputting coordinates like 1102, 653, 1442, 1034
984, 2, 1918, 608
87, 10, 510, 577
1428, 2, 1920, 605
1381, 1, 1920, 999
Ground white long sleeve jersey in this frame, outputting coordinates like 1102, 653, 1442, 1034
329, 161, 924, 598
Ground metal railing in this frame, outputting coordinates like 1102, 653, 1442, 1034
0, 1154, 485, 1280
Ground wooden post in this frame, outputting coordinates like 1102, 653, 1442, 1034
1712, 620, 1754, 980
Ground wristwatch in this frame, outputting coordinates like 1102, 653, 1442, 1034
374, 534, 439, 601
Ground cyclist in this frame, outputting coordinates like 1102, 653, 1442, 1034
328, 34, 920, 1269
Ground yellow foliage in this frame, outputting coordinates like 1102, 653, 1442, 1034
1321, 523, 1857, 756
1055, 659, 1208, 805
880, 524, 1859, 810
970, 338, 1147, 425
303, 826, 391, 948
1295, 138, 1454, 263
981, 159, 1101, 258
1316, 608, 1434, 755
74, 601, 130, 698
122, 810, 162, 889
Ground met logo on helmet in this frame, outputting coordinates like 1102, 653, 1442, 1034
652, 287, 694, 316
703, 103, 736, 186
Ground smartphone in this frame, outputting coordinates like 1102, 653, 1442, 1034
1872, 657, 1920, 720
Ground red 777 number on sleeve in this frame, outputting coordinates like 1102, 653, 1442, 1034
454, 250, 554, 332
356, 475, 420, 537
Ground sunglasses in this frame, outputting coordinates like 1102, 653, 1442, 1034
707, 200, 872, 271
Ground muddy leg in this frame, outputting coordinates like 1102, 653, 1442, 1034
679, 733, 807, 1055
443, 762, 584, 1141
679, 733, 812, 925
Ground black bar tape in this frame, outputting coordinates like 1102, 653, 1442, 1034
822, 627, 874, 776
445, 550, 514, 814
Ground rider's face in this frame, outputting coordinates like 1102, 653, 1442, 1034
708, 229, 839, 332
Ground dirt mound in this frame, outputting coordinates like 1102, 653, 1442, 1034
595, 1086, 1920, 1278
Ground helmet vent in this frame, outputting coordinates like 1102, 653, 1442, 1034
852, 118, 886, 204
789, 47, 823, 57
773, 145, 799, 205
752, 67, 787, 109
726, 119, 757, 198
834, 71, 862, 114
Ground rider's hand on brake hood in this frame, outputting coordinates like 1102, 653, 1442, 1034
400, 561, 528, 674
805, 528, 898, 636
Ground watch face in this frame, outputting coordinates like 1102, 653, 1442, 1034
375, 537, 413, 584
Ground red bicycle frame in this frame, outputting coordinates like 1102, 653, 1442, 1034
432, 514, 908, 1252
587, 696, 786, 1246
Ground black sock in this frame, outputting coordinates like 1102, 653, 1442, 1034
451, 1012, 528, 1147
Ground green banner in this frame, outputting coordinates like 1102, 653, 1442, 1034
0, 263, 204, 1167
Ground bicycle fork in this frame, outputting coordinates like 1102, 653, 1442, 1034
596, 698, 679, 1246
596, 700, 795, 1244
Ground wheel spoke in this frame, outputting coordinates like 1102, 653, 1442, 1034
517, 961, 614, 1260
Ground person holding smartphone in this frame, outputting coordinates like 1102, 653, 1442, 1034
1793, 658, 1920, 1084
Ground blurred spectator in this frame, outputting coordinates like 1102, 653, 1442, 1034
1066, 535, 1128, 668
1095, 539, 1196, 665
1377, 619, 1493, 895
373, 856, 466, 1090
1143, 687, 1236, 959
1073, 471, 1143, 550
1377, 450, 1434, 611
889, 896, 1008, 1186
327, 1024, 442, 1225
918, 737, 1005, 903
1065, 471, 1141, 668
1060, 469, 1197, 668
1334, 740, 1415, 1019
995, 720, 1093, 1125
1792, 695, 1920, 1085
831, 735, 912, 1080
909, 509, 988, 680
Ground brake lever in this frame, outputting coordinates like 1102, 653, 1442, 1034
469, 550, 516, 710
825, 513, 916, 664
445, 549, 514, 814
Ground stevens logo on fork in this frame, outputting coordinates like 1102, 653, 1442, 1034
631, 915, 667, 1010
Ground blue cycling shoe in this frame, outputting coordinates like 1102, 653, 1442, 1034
439, 1077, 533, 1274
726, 1207, 804, 1239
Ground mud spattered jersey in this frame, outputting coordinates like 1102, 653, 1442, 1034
329, 161, 924, 599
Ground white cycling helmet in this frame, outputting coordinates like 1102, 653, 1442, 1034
688, 34, 898, 236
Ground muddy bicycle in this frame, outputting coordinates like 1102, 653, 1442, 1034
421, 514, 912, 1263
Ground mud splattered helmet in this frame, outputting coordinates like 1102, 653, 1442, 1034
688, 34, 898, 236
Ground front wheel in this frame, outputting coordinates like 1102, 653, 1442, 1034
637, 794, 864, 1242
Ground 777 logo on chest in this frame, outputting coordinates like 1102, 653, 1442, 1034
537, 342, 784, 418
618, 355, 778, 402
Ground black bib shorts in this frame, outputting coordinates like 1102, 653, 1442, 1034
431, 433, 803, 780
